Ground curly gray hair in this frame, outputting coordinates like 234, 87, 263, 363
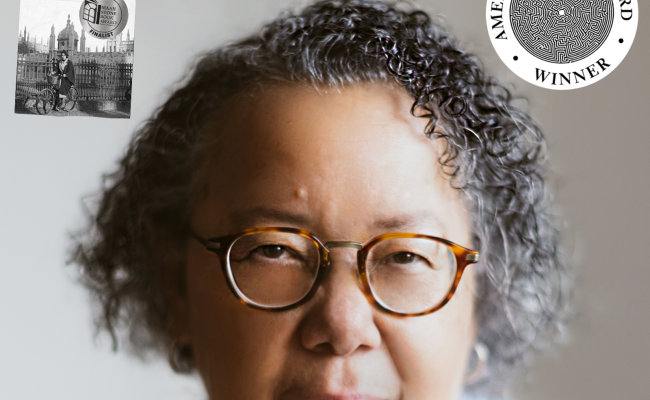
71, 0, 571, 394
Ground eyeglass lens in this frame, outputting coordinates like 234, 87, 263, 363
229, 232, 320, 307
365, 237, 457, 314
227, 232, 457, 313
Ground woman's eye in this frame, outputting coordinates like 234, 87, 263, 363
393, 252, 418, 264
260, 245, 286, 258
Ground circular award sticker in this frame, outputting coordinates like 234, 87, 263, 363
486, 0, 638, 90
79, 0, 129, 40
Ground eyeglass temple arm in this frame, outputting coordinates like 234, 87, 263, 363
190, 230, 223, 251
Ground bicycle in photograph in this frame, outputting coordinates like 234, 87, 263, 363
36, 73, 77, 115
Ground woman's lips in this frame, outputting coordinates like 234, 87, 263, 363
279, 393, 386, 400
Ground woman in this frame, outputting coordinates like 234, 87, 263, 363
71, 1, 570, 399
54, 50, 75, 111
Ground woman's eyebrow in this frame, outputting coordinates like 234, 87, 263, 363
226, 206, 311, 227
225, 207, 446, 234
373, 212, 445, 234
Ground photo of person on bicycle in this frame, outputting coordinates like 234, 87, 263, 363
53, 50, 75, 111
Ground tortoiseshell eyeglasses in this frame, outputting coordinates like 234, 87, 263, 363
191, 227, 479, 317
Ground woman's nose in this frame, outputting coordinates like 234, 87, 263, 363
299, 247, 381, 356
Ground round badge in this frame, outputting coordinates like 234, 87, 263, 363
79, 0, 129, 40
486, 0, 638, 90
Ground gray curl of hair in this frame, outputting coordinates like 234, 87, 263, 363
71, 0, 571, 394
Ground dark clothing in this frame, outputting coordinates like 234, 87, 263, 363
56, 59, 75, 96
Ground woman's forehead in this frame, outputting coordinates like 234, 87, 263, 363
194, 83, 467, 242
207, 83, 437, 171
220, 83, 427, 131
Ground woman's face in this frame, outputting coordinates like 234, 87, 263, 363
183, 83, 476, 400
61, 52, 67, 60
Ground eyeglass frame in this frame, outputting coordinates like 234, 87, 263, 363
191, 227, 479, 317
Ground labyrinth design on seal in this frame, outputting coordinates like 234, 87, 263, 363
510, 0, 615, 64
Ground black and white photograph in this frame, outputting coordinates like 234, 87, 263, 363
14, 0, 135, 118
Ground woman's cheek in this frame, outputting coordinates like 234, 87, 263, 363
376, 276, 475, 400
187, 250, 300, 399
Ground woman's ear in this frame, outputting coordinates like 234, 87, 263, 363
164, 252, 195, 373
166, 286, 192, 345
160, 231, 194, 346
165, 254, 193, 346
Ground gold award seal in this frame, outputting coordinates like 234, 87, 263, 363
79, 0, 129, 39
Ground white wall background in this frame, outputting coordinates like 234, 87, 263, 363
1, 1, 648, 399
